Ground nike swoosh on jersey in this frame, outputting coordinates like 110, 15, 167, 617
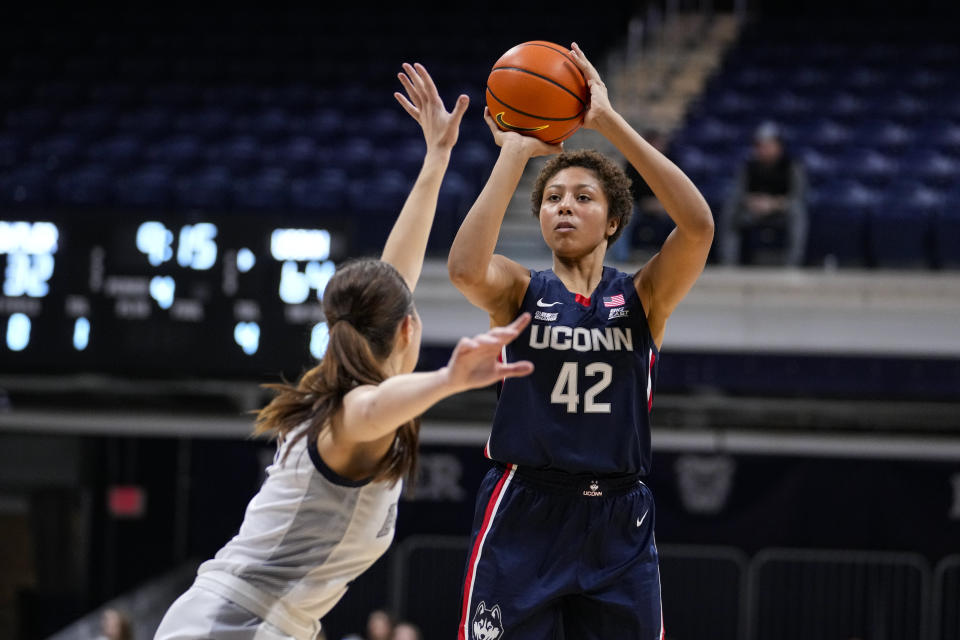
637, 510, 648, 528
536, 298, 563, 308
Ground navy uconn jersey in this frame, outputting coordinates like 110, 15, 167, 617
487, 267, 659, 475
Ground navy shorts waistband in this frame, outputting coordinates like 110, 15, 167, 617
495, 463, 644, 498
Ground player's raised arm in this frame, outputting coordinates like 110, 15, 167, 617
381, 63, 469, 293
447, 109, 561, 325
339, 314, 534, 444
569, 42, 714, 347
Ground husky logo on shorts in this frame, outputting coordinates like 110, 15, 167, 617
582, 480, 603, 497
472, 601, 504, 639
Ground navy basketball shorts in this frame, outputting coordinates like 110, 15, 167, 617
458, 463, 664, 640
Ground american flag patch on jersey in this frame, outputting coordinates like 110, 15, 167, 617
603, 294, 625, 307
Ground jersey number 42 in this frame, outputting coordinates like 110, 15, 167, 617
550, 362, 613, 413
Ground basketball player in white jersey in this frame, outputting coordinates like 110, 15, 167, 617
154, 63, 534, 640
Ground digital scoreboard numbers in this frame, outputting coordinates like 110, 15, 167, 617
0, 215, 347, 377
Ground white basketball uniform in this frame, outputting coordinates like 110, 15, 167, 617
155, 425, 402, 640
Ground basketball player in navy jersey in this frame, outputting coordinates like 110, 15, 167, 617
448, 43, 714, 639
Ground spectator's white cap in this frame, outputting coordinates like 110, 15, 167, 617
754, 121, 782, 141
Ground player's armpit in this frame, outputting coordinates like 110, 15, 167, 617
450, 253, 531, 327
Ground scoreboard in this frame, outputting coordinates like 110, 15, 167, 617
0, 215, 350, 378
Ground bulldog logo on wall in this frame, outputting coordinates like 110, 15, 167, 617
675, 455, 736, 515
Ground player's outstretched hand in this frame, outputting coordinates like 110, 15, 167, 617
568, 42, 614, 130
482, 107, 563, 158
395, 62, 469, 152
445, 313, 534, 392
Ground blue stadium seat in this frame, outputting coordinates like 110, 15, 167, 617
231, 167, 289, 211
797, 147, 840, 187
234, 107, 289, 139
437, 170, 471, 220
933, 206, 960, 269
681, 118, 741, 151
933, 96, 960, 121
0, 165, 51, 207
852, 120, 916, 153
919, 120, 960, 157
28, 134, 83, 172
85, 134, 143, 168
824, 93, 869, 122
303, 108, 345, 143
262, 136, 319, 177
869, 182, 939, 268
847, 66, 890, 94
837, 148, 899, 187
174, 165, 232, 211
673, 145, 731, 185
710, 89, 760, 120
114, 164, 174, 210
781, 66, 831, 91
879, 92, 928, 123
345, 171, 414, 252
205, 135, 261, 174
901, 149, 960, 188
289, 168, 349, 214
727, 67, 778, 91
904, 69, 947, 94
0, 133, 23, 169
376, 138, 428, 180
430, 170, 473, 251
696, 175, 734, 211
769, 91, 816, 119
339, 137, 378, 178
144, 135, 203, 171
805, 181, 876, 266
347, 170, 410, 215
366, 108, 408, 141
453, 140, 495, 191
808, 119, 854, 151
55, 163, 114, 207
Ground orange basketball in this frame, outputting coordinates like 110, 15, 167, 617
486, 41, 588, 144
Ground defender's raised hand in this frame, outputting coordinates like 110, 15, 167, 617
444, 313, 534, 391
395, 62, 469, 151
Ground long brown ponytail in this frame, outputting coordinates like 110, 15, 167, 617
254, 259, 420, 484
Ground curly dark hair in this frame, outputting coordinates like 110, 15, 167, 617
530, 150, 634, 247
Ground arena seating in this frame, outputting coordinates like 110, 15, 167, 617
0, 7, 631, 253
667, 17, 960, 268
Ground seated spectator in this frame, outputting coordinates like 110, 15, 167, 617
391, 621, 422, 640
720, 121, 808, 266
366, 609, 394, 640
97, 608, 133, 640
